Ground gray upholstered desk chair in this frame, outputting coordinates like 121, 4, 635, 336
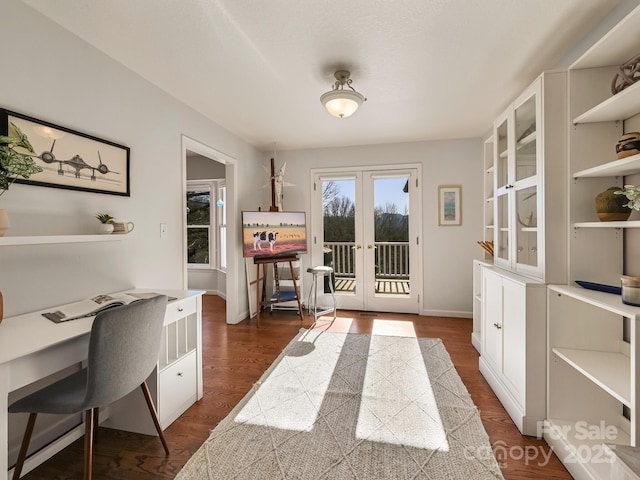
9, 295, 170, 480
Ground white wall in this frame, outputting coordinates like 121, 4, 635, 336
274, 138, 483, 317
0, 1, 264, 321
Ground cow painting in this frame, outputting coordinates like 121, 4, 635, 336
253, 231, 278, 252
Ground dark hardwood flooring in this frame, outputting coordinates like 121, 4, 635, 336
18, 295, 571, 479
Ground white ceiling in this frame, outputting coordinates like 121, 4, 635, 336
23, 0, 623, 151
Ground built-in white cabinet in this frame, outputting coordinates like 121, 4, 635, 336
479, 266, 546, 436
492, 71, 567, 283
104, 290, 203, 433
477, 71, 567, 431
471, 259, 491, 353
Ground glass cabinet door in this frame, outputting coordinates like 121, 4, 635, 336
494, 111, 512, 268
514, 95, 537, 182
496, 118, 509, 190
496, 193, 509, 263
492, 82, 542, 276
515, 185, 537, 268
513, 88, 540, 274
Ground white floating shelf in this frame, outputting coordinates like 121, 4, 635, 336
570, 4, 640, 70
520, 227, 538, 232
573, 81, 640, 124
0, 235, 123, 246
549, 284, 640, 318
553, 347, 630, 405
574, 153, 640, 178
574, 221, 640, 229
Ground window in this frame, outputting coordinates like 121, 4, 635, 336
218, 182, 227, 270
186, 180, 226, 270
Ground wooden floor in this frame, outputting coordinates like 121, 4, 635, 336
18, 295, 571, 479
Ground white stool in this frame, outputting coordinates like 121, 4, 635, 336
307, 266, 336, 321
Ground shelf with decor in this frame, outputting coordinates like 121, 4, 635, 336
546, 5, 640, 479
0, 235, 123, 246
573, 80, 640, 124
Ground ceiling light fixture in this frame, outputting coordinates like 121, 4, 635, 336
320, 70, 366, 118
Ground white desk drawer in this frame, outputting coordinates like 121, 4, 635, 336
159, 351, 197, 426
164, 296, 197, 325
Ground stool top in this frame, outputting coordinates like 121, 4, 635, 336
307, 265, 333, 274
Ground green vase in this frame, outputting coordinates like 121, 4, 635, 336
595, 186, 631, 221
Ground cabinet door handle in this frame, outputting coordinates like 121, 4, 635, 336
177, 307, 184, 312
493, 322, 502, 330
177, 371, 184, 377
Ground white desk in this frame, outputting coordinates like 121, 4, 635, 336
0, 289, 204, 480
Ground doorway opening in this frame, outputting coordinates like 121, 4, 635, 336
182, 136, 238, 324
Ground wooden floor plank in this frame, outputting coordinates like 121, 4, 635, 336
17, 295, 570, 479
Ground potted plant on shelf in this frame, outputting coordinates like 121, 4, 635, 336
615, 185, 640, 213
0, 123, 43, 237
95, 213, 115, 234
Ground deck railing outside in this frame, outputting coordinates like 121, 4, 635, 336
323, 241, 410, 279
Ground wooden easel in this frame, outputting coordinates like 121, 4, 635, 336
253, 158, 304, 327
255, 255, 304, 327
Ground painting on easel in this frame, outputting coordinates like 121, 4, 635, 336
241, 211, 308, 258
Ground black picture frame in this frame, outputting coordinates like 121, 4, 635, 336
0, 108, 130, 196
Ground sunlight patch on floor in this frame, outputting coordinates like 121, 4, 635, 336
232, 329, 346, 432
356, 320, 449, 451
371, 319, 417, 337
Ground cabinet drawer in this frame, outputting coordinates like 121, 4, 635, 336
165, 296, 197, 324
159, 351, 197, 426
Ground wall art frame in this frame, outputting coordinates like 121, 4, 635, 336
438, 185, 462, 226
0, 108, 130, 196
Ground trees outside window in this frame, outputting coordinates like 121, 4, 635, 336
187, 180, 226, 270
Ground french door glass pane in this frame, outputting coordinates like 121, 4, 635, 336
373, 177, 410, 296
323, 179, 356, 295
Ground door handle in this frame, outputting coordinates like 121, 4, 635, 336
367, 245, 376, 249
352, 244, 362, 250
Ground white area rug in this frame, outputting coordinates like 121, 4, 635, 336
176, 329, 504, 480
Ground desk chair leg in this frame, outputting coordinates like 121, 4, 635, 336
84, 408, 95, 480
140, 382, 170, 455
12, 413, 37, 480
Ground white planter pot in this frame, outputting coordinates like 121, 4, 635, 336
97, 223, 114, 234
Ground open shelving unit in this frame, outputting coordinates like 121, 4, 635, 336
546, 7, 640, 476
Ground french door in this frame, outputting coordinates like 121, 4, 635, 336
311, 167, 421, 313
